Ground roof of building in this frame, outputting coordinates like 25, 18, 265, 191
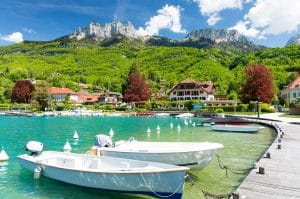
49, 87, 75, 95
169, 78, 215, 94
287, 76, 300, 89
78, 94, 99, 103
180, 78, 198, 84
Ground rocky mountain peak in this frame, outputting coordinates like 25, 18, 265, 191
184, 28, 248, 43
69, 21, 140, 41
286, 33, 300, 45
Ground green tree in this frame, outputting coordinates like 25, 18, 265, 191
32, 80, 51, 111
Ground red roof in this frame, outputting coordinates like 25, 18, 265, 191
78, 94, 99, 103
287, 76, 300, 89
49, 87, 75, 95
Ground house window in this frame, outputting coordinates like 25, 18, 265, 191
192, 91, 199, 95
178, 91, 184, 96
293, 92, 297, 98
173, 91, 176, 95
185, 91, 190, 95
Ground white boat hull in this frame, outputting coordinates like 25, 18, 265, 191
98, 141, 223, 170
211, 124, 261, 133
18, 151, 187, 199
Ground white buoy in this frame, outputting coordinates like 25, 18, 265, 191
170, 122, 174, 129
73, 130, 79, 139
177, 124, 181, 130
184, 119, 188, 126
146, 128, 151, 133
192, 122, 196, 127
63, 140, 72, 152
109, 128, 114, 138
156, 125, 160, 132
0, 147, 9, 162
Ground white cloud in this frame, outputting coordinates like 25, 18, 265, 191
193, 0, 243, 25
137, 4, 186, 36
231, 0, 300, 38
0, 32, 24, 43
207, 13, 222, 26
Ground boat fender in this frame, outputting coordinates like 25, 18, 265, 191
34, 166, 42, 179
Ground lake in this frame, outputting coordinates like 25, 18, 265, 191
0, 116, 276, 199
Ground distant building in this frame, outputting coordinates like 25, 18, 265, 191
280, 76, 300, 102
98, 90, 123, 106
49, 87, 76, 102
169, 78, 215, 101
70, 91, 99, 105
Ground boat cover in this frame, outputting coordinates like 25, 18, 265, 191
94, 134, 113, 147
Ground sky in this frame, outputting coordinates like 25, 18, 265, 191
0, 0, 299, 47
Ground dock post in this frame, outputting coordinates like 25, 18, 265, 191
232, 192, 240, 199
277, 144, 281, 149
258, 167, 265, 174
266, 152, 271, 158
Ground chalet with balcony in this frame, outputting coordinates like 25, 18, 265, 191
98, 90, 123, 106
169, 78, 215, 101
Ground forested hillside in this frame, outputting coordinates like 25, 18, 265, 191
0, 40, 299, 102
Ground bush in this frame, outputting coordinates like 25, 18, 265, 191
260, 103, 275, 113
215, 108, 224, 113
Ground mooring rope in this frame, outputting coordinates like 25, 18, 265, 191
216, 154, 254, 177
140, 173, 184, 198
185, 175, 230, 199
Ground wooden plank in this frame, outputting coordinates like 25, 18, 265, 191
236, 121, 300, 199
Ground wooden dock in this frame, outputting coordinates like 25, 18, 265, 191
236, 120, 300, 199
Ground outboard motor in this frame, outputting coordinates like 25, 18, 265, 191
94, 134, 113, 148
25, 141, 44, 156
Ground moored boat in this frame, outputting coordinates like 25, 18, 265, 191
18, 149, 188, 199
93, 135, 223, 170
211, 124, 262, 133
201, 117, 249, 126
175, 113, 194, 118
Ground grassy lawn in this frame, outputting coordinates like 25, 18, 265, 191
224, 112, 258, 115
279, 113, 300, 118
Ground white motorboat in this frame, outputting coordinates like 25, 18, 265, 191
175, 113, 194, 118
155, 113, 170, 117
93, 135, 223, 170
18, 143, 188, 199
211, 124, 262, 133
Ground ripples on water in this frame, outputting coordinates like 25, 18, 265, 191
0, 116, 276, 199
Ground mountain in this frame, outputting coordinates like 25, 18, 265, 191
287, 34, 300, 45
179, 28, 263, 51
57, 21, 264, 52
69, 21, 139, 41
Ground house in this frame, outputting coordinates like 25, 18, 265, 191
98, 90, 122, 106
49, 87, 76, 102
70, 91, 99, 105
169, 78, 215, 101
280, 76, 300, 102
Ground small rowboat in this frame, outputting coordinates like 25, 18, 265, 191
18, 150, 188, 198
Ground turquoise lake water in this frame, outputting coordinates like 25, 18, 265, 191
0, 116, 276, 199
